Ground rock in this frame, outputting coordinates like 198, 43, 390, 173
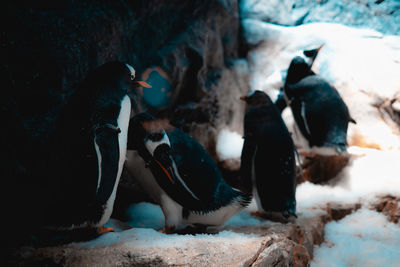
325, 203, 361, 221
10, 210, 331, 266
374, 195, 400, 224
240, 0, 400, 35
374, 93, 400, 132
2, 0, 242, 188
298, 154, 350, 184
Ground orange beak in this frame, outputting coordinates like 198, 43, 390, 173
135, 80, 152, 88
240, 96, 246, 101
155, 160, 175, 184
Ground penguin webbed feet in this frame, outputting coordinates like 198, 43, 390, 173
283, 210, 297, 219
251, 211, 296, 223
96, 225, 115, 235
157, 225, 175, 234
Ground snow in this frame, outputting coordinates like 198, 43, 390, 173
296, 147, 400, 214
124, 202, 165, 230
216, 129, 244, 160
312, 209, 400, 267
80, 201, 262, 249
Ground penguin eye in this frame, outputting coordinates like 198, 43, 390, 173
149, 132, 164, 141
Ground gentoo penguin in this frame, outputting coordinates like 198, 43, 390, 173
125, 112, 251, 233
240, 90, 297, 220
276, 46, 355, 154
45, 61, 150, 234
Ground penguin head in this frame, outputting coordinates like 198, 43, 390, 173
240, 90, 273, 107
125, 63, 152, 89
285, 56, 312, 84
303, 44, 324, 67
128, 113, 177, 184
85, 62, 133, 93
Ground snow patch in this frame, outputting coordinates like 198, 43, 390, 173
297, 147, 400, 214
312, 209, 400, 267
216, 129, 244, 160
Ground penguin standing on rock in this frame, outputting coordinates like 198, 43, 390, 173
46, 62, 150, 235
276, 46, 356, 154
125, 112, 251, 233
240, 90, 297, 221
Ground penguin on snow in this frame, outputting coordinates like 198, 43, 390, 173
45, 61, 150, 234
240, 90, 297, 221
276, 45, 356, 154
125, 112, 251, 233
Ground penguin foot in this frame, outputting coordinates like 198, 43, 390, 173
97, 226, 114, 235
157, 226, 175, 234
250, 211, 266, 219
299, 151, 317, 158
177, 224, 208, 235
251, 211, 293, 223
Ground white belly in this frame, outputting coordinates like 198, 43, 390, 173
251, 146, 264, 213
97, 95, 131, 226
125, 150, 183, 228
184, 201, 243, 227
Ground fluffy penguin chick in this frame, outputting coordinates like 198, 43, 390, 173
46, 62, 149, 235
276, 46, 355, 154
125, 112, 251, 233
241, 90, 297, 221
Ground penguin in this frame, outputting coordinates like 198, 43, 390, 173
44, 61, 150, 235
276, 46, 356, 154
240, 90, 297, 221
125, 112, 251, 233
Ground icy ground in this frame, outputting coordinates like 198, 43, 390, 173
312, 209, 400, 267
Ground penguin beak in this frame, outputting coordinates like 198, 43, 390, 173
154, 159, 176, 184
134, 80, 152, 88
95, 123, 121, 134
317, 44, 325, 53
240, 96, 247, 101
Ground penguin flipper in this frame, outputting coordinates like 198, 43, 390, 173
285, 82, 313, 97
275, 89, 288, 113
94, 129, 120, 205
240, 140, 257, 193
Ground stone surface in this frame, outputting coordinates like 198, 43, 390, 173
298, 154, 350, 184
10, 212, 329, 267
2, 0, 241, 188
240, 0, 400, 35
374, 195, 400, 224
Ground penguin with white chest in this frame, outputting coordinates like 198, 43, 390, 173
240, 90, 297, 221
276, 46, 356, 154
46, 62, 150, 234
125, 112, 251, 233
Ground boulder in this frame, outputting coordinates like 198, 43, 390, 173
240, 0, 400, 35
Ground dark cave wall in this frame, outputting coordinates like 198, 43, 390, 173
1, 0, 241, 177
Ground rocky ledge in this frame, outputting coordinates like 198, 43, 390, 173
10, 196, 399, 267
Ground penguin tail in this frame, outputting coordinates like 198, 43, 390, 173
283, 199, 297, 218
233, 189, 252, 208
349, 117, 357, 124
